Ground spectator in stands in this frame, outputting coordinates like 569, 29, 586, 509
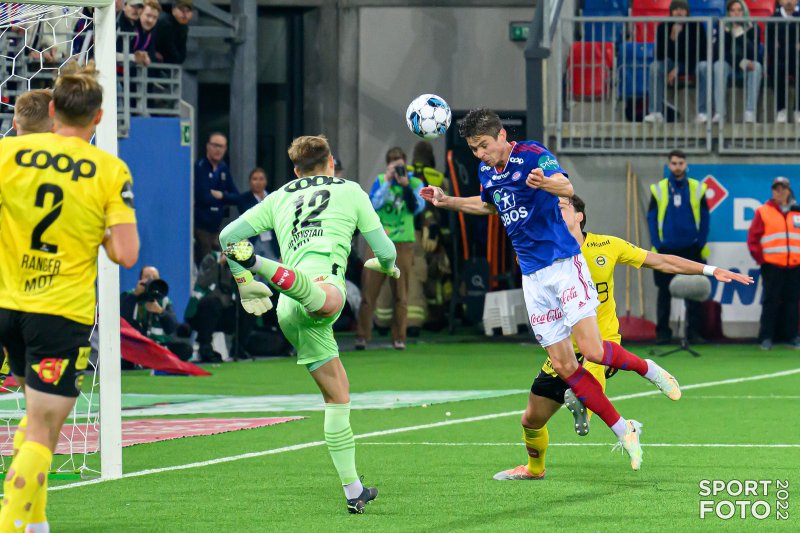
132, 0, 161, 66
194, 132, 239, 265
13, 89, 52, 135
116, 0, 143, 56
768, 0, 800, 123
154, 0, 193, 64
121, 266, 192, 361
185, 251, 255, 361
696, 0, 763, 123
647, 150, 709, 344
355, 147, 425, 351
237, 167, 279, 261
747, 177, 800, 350
644, 0, 708, 123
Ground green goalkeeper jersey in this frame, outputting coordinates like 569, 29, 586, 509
242, 175, 383, 274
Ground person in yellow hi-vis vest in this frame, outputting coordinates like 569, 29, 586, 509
647, 149, 710, 344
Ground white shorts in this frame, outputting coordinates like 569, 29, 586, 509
522, 254, 599, 347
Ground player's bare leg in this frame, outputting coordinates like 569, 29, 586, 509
547, 338, 643, 470
572, 317, 681, 400
0, 388, 75, 532
494, 393, 559, 480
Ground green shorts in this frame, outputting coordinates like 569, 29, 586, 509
276, 273, 346, 367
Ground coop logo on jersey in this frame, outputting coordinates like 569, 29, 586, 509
508, 157, 524, 164
480, 165, 491, 172
15, 149, 96, 181
537, 154, 559, 170
33, 358, 69, 386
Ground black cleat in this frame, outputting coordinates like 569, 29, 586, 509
346, 486, 378, 514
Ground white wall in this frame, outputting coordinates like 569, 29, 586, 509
357, 7, 535, 185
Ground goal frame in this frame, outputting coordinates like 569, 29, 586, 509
13, 0, 123, 480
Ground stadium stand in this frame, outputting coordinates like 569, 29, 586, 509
568, 41, 615, 100
688, 0, 727, 17
631, 0, 672, 42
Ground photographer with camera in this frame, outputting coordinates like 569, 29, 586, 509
747, 177, 800, 350
355, 147, 425, 350
121, 266, 192, 361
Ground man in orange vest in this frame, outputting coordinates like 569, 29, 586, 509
747, 176, 800, 350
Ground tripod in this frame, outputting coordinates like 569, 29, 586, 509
652, 274, 710, 358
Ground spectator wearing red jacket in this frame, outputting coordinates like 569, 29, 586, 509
747, 176, 800, 350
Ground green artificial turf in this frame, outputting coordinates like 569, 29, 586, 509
39, 342, 800, 531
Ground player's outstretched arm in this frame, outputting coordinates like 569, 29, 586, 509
525, 169, 574, 198
420, 186, 495, 215
642, 252, 754, 284
362, 227, 400, 278
103, 223, 139, 268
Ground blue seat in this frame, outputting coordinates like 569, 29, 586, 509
618, 42, 655, 98
582, 0, 627, 43
688, 0, 726, 17
583, 0, 628, 14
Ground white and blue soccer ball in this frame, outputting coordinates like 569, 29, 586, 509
406, 94, 452, 139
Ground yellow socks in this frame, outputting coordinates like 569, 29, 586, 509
12, 416, 27, 456
0, 441, 52, 532
522, 425, 548, 476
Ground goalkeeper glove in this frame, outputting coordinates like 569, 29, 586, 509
233, 270, 274, 316
364, 257, 401, 279
224, 240, 257, 268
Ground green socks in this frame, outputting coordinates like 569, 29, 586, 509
324, 403, 358, 486
252, 256, 326, 312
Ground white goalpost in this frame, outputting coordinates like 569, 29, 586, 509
0, 1, 122, 480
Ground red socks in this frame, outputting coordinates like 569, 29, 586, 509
565, 366, 621, 428
601, 340, 648, 376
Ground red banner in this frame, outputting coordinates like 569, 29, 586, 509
121, 319, 211, 376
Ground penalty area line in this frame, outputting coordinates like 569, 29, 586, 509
47, 366, 800, 493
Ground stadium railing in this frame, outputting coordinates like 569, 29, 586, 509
553, 16, 800, 154
0, 29, 181, 138
117, 31, 182, 137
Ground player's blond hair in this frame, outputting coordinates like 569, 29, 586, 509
14, 89, 53, 134
53, 61, 103, 128
288, 135, 331, 175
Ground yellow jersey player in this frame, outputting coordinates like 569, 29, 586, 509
494, 195, 752, 480
0, 64, 139, 532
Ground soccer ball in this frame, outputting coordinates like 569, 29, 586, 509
406, 94, 452, 139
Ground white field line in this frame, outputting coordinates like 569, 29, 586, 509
359, 442, 800, 448
47, 366, 800, 493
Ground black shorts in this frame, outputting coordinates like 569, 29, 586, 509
530, 354, 619, 405
0, 309, 92, 397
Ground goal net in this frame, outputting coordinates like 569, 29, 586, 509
0, 0, 122, 481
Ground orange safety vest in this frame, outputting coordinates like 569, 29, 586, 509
757, 203, 800, 267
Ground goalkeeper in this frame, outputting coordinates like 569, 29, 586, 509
219, 135, 398, 515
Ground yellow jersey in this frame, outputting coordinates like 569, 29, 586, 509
0, 133, 136, 325
542, 232, 648, 377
